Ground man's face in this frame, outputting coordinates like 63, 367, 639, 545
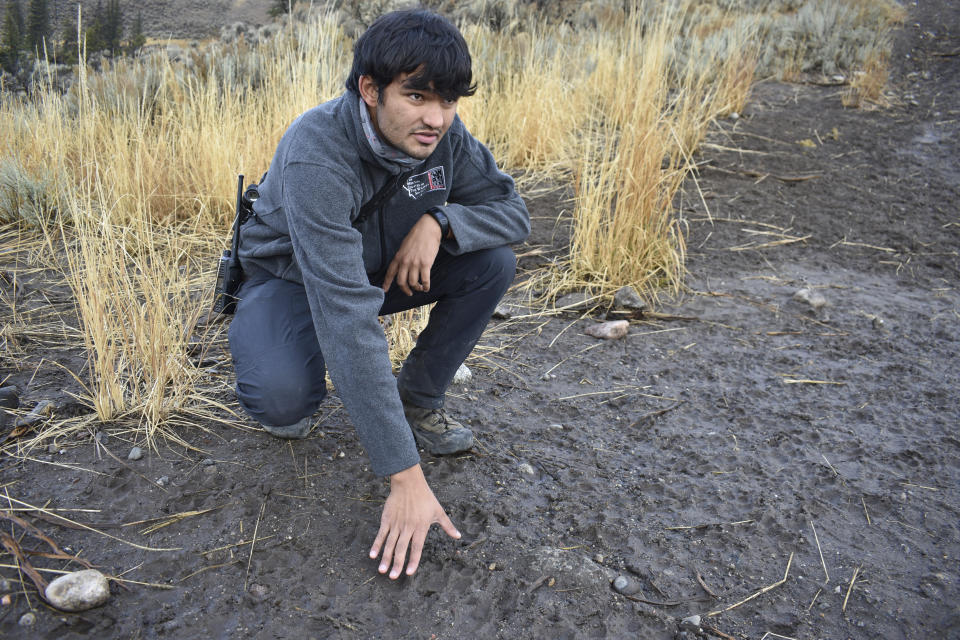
360, 72, 459, 160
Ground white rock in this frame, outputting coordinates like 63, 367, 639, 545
18, 611, 36, 626
453, 364, 472, 385
680, 614, 702, 630
792, 288, 827, 310
585, 320, 629, 340
127, 446, 144, 461
518, 462, 535, 476
45, 569, 110, 612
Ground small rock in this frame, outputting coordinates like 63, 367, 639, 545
249, 583, 269, 602
555, 292, 593, 311
45, 569, 110, 612
612, 286, 647, 311
488, 563, 497, 571
157, 476, 170, 487
792, 288, 827, 310
18, 611, 36, 626
128, 447, 144, 461
14, 399, 54, 428
201, 458, 215, 467
48, 444, 58, 454
680, 614, 701, 631
548, 423, 564, 430
0, 578, 10, 591
492, 304, 512, 319
452, 363, 472, 385
612, 574, 640, 595
94, 430, 108, 444
0, 386, 20, 410
585, 320, 629, 340
518, 462, 535, 476
729, 111, 740, 120
1, 594, 11, 606
871, 315, 885, 329
594, 554, 604, 564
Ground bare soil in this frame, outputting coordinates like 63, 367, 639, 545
1, 2, 959, 638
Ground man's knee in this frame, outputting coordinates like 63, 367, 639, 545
235, 354, 326, 427
476, 245, 517, 293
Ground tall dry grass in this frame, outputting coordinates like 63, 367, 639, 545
0, 1, 904, 437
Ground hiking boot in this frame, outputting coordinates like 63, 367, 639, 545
261, 416, 313, 439
402, 404, 474, 455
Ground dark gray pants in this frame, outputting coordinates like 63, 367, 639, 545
228, 246, 516, 427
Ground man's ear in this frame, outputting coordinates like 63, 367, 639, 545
358, 75, 379, 108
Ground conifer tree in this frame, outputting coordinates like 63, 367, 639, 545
1, 0, 25, 72
268, 0, 299, 18
84, 0, 105, 53
26, 0, 49, 56
59, 10, 79, 64
127, 10, 145, 53
102, 0, 122, 53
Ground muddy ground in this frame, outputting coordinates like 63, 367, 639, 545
2, 2, 959, 639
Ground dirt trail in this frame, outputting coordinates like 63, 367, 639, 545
1, 1, 958, 638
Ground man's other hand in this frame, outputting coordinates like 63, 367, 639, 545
369, 463, 461, 579
382, 214, 443, 296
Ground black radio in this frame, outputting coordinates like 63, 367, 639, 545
212, 175, 259, 316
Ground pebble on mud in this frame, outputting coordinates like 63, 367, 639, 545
555, 291, 593, 311
19, 611, 36, 626
518, 462, 535, 476
613, 285, 647, 311
0, 386, 20, 409
492, 304, 512, 319
249, 583, 269, 602
44, 569, 111, 612
585, 320, 629, 340
157, 476, 170, 487
453, 363, 472, 385
792, 287, 827, 310
128, 447, 144, 461
680, 614, 701, 630
612, 574, 640, 596
14, 399, 54, 428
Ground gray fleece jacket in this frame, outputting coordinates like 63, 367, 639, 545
238, 92, 530, 477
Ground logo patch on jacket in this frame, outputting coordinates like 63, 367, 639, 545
403, 167, 446, 200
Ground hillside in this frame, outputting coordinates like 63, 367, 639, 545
0, 0, 273, 40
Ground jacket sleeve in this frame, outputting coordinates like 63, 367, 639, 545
281, 160, 420, 477
440, 125, 531, 255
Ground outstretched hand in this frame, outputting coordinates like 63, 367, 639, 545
382, 214, 443, 296
369, 464, 461, 579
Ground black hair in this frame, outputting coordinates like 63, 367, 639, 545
345, 9, 476, 101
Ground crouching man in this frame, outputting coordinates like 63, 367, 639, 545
228, 9, 530, 579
